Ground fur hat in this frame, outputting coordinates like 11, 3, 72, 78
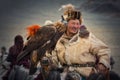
66, 10, 81, 21
60, 4, 82, 24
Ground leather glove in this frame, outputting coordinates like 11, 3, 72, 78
97, 63, 109, 76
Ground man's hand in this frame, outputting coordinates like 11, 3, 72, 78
97, 63, 109, 75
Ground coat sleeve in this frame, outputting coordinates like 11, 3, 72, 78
89, 33, 111, 69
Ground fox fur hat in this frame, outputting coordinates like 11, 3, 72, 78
59, 4, 82, 24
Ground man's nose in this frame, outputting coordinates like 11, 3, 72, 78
74, 24, 80, 28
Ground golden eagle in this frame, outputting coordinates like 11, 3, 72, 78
16, 22, 66, 74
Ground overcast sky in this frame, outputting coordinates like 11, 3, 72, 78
0, 0, 83, 26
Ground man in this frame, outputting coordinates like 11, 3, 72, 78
48, 4, 111, 80
7, 35, 24, 67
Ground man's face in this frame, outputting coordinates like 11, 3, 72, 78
66, 19, 80, 36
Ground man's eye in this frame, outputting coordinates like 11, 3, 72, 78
76, 23, 80, 25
